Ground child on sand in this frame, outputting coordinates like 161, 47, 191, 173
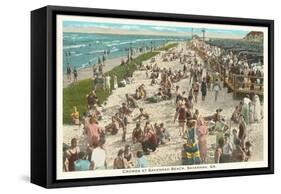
136, 151, 149, 168
70, 106, 80, 125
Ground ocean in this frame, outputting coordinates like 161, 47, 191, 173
63, 32, 188, 72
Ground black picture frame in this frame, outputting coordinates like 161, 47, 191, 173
31, 5, 274, 188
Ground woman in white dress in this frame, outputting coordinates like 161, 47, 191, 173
113, 75, 118, 89
254, 95, 262, 122
105, 75, 111, 91
249, 101, 255, 124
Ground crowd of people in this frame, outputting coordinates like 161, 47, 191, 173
66, 64, 78, 84
191, 38, 264, 92
65, 40, 263, 172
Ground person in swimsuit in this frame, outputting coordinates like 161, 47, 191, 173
65, 138, 80, 172
132, 122, 144, 144
105, 116, 119, 135
126, 94, 138, 108
73, 67, 78, 83
174, 102, 187, 136
124, 145, 134, 167
141, 124, 158, 155
196, 117, 208, 164
70, 106, 80, 125
113, 149, 127, 169
66, 64, 72, 82
238, 115, 247, 149
135, 150, 149, 168
214, 137, 224, 163
133, 108, 149, 122
74, 152, 91, 171
206, 71, 212, 91
86, 90, 99, 109
119, 103, 132, 142
244, 141, 252, 162
175, 85, 181, 104
201, 77, 207, 101
85, 116, 103, 147
193, 81, 200, 103
232, 139, 246, 162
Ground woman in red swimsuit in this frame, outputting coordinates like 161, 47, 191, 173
65, 138, 80, 172
174, 102, 187, 136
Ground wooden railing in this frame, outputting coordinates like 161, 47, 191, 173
222, 68, 263, 98
191, 43, 264, 99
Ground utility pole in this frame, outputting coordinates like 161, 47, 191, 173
202, 28, 206, 42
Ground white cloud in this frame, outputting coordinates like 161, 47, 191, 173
150, 26, 177, 32
119, 25, 141, 30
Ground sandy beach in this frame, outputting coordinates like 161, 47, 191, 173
63, 48, 149, 88
62, 41, 263, 169
63, 55, 127, 88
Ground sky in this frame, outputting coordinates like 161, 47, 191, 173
63, 20, 249, 39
